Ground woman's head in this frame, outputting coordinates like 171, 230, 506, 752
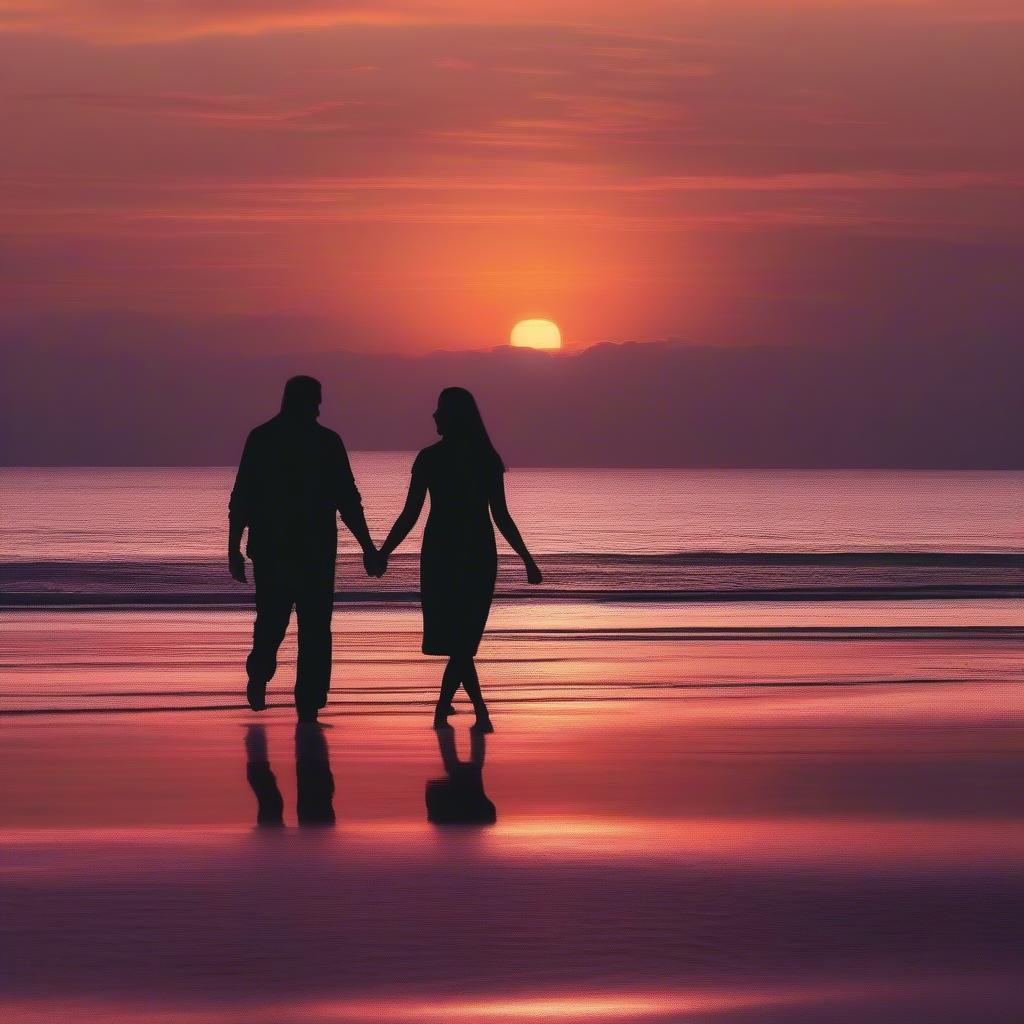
433, 387, 504, 471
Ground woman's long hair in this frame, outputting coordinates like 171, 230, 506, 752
437, 387, 505, 473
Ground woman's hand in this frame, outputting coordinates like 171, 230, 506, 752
525, 557, 542, 585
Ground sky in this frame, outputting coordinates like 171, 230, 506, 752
1, 1, 1023, 463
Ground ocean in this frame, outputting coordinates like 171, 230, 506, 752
1, 460, 1021, 714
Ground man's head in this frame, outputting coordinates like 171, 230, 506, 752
280, 375, 322, 420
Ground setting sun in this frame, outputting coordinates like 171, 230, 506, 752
510, 319, 562, 350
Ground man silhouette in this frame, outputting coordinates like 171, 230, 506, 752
228, 375, 382, 722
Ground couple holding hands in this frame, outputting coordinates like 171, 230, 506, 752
229, 376, 542, 731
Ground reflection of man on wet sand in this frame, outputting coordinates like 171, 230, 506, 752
245, 724, 335, 827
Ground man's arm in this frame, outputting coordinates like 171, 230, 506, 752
333, 437, 380, 573
228, 431, 256, 582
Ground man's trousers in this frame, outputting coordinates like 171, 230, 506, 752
246, 556, 336, 714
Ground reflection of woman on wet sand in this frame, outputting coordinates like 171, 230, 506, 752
380, 387, 542, 732
244, 724, 335, 827
426, 727, 496, 825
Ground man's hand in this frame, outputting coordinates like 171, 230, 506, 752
229, 549, 247, 584
363, 547, 387, 578
525, 557, 542, 585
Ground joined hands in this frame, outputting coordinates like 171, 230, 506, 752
364, 547, 388, 578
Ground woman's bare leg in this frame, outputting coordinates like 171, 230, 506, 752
458, 657, 494, 732
433, 658, 461, 728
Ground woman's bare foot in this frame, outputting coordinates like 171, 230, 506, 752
470, 712, 494, 734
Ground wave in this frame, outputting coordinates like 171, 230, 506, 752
2, 552, 1022, 607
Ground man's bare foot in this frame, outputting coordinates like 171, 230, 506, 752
246, 678, 267, 712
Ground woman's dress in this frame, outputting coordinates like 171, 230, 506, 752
412, 441, 500, 657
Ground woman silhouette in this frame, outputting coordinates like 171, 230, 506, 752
380, 388, 542, 731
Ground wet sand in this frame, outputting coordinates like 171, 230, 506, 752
3, 683, 1023, 1023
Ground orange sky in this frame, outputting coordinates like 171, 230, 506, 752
1, 0, 1022, 351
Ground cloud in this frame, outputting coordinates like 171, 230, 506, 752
11, 91, 368, 131
3, 1, 1016, 46
0, 1, 421, 44
2, 314, 1023, 468
2, 169, 1017, 242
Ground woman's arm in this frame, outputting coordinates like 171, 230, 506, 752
380, 475, 428, 558
489, 474, 542, 584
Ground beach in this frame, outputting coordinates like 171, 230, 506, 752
3, 681, 1024, 1023
2, 462, 1023, 1022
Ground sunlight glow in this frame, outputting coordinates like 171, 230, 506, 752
510, 319, 562, 349
5, 983, 883, 1024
